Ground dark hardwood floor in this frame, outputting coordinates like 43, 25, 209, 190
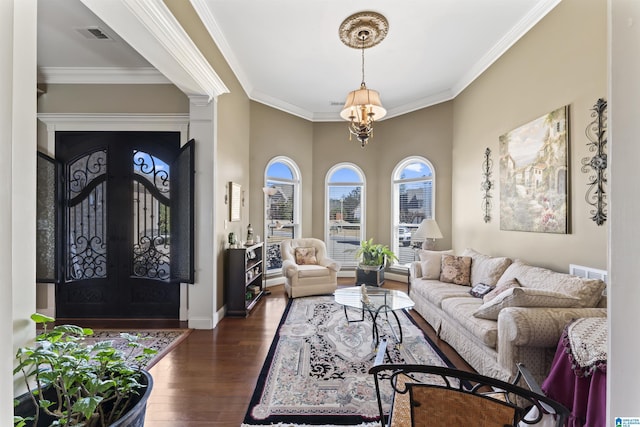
83, 278, 473, 426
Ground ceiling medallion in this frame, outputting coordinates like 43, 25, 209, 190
339, 11, 389, 50
339, 11, 388, 148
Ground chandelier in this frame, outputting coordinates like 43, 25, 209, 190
339, 11, 388, 147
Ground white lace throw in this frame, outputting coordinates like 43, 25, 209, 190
567, 317, 607, 371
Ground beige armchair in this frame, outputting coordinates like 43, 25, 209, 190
280, 238, 341, 298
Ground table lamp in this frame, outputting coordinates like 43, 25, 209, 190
413, 219, 443, 250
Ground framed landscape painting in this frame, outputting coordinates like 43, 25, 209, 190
499, 105, 569, 233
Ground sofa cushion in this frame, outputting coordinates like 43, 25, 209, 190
418, 249, 454, 279
496, 260, 606, 308
483, 278, 521, 303
295, 247, 317, 265
473, 287, 582, 320
411, 279, 474, 307
441, 297, 498, 348
440, 255, 472, 286
296, 264, 331, 278
462, 248, 512, 287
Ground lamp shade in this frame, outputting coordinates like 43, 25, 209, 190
262, 186, 278, 196
340, 86, 386, 122
414, 219, 443, 240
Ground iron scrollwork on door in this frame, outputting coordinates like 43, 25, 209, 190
481, 147, 493, 223
581, 98, 607, 226
132, 150, 171, 280
67, 150, 108, 280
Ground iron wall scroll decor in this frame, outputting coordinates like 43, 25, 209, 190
481, 147, 493, 223
581, 98, 607, 225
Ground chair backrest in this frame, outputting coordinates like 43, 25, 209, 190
369, 363, 569, 427
280, 238, 329, 264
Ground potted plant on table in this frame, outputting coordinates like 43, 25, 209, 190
355, 238, 399, 287
13, 313, 156, 427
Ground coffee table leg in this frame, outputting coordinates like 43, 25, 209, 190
373, 305, 404, 344
367, 307, 380, 345
342, 304, 364, 323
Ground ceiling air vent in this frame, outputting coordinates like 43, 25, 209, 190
76, 27, 113, 40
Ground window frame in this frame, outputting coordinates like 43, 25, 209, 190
263, 156, 301, 274
391, 156, 436, 267
325, 162, 366, 268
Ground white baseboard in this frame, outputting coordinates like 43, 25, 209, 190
187, 316, 215, 330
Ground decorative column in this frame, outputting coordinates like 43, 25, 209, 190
187, 95, 220, 329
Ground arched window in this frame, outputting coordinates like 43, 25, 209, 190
325, 163, 365, 267
392, 157, 435, 265
264, 157, 300, 273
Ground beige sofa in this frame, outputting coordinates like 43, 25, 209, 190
409, 248, 606, 384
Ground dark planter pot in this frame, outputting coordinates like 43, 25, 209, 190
356, 265, 385, 287
14, 370, 153, 427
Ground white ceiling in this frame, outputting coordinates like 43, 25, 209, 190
37, 0, 561, 121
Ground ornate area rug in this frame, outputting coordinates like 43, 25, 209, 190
242, 296, 452, 426
78, 329, 191, 369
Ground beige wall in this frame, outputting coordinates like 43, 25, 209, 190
249, 102, 314, 239
249, 101, 454, 252
373, 103, 453, 250
165, 0, 251, 310
36, 84, 189, 152
451, 0, 607, 272
37, 84, 189, 113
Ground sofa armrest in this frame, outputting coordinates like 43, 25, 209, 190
409, 261, 422, 281
498, 306, 607, 348
282, 259, 299, 278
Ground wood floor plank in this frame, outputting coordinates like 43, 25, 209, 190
81, 279, 472, 426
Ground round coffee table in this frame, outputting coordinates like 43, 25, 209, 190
334, 285, 414, 345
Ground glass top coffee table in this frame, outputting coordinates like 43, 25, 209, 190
334, 286, 414, 345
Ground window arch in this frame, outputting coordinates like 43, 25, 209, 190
325, 163, 365, 267
264, 156, 301, 273
392, 157, 436, 265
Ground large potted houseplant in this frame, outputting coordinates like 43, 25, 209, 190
355, 238, 398, 286
13, 313, 156, 427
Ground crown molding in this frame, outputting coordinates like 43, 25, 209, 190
383, 90, 456, 121
37, 113, 189, 128
38, 67, 171, 85
80, 0, 228, 100
451, 0, 562, 98
189, 0, 253, 101
250, 90, 314, 122
190, 0, 560, 121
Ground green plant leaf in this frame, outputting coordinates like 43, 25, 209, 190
13, 415, 32, 427
30, 313, 55, 324
72, 396, 103, 420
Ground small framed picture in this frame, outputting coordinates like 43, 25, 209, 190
470, 283, 493, 298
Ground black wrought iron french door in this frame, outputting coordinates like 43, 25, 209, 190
52, 131, 194, 318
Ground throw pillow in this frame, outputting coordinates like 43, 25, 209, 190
294, 247, 317, 265
418, 249, 454, 280
462, 248, 512, 287
439, 255, 472, 286
495, 260, 606, 308
483, 278, 521, 303
473, 287, 582, 320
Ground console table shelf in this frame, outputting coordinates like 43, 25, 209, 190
225, 242, 264, 317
